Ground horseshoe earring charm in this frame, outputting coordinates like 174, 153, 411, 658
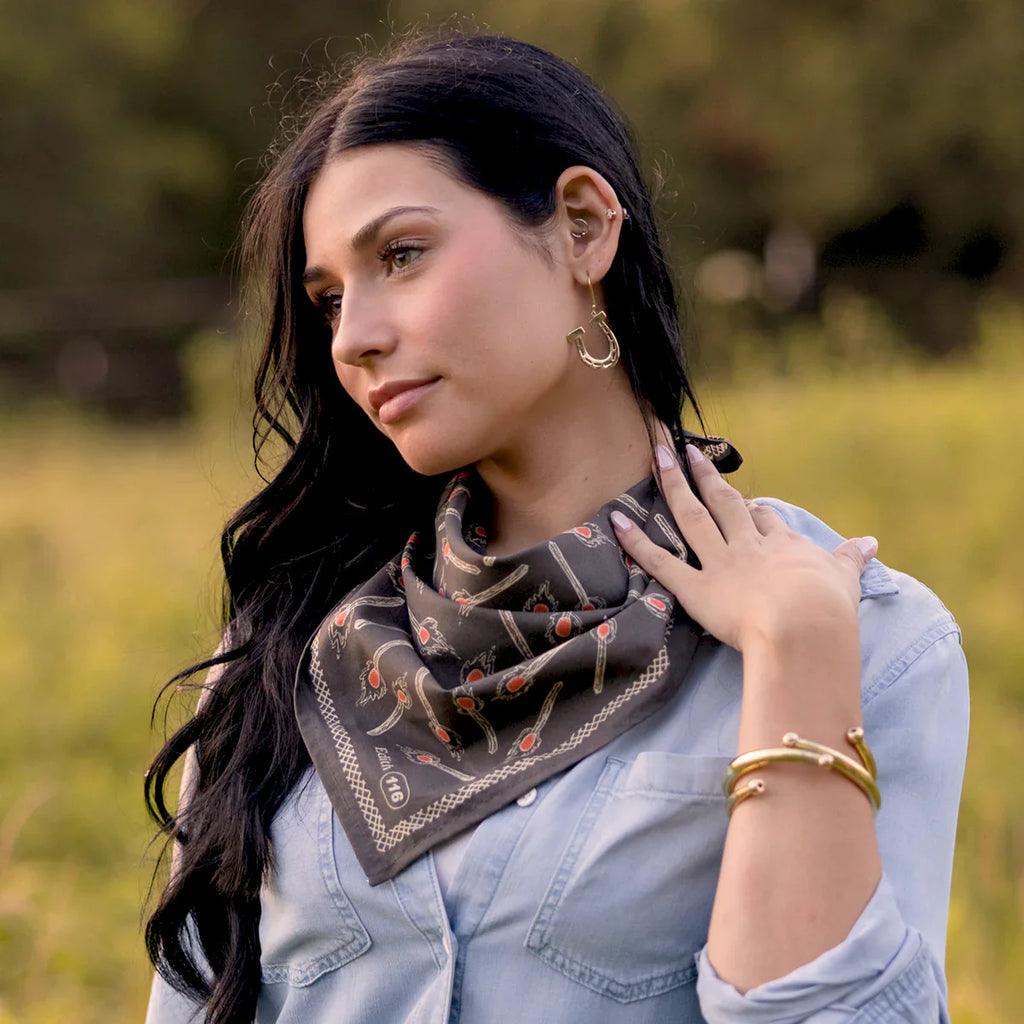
566, 273, 620, 370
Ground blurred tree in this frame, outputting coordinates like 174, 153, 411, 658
0, 0, 219, 287
396, 0, 1024, 352
0, 0, 384, 414
0, 0, 386, 289
1, 0, 1021, 386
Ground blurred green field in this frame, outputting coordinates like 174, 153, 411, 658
0, 329, 1021, 1022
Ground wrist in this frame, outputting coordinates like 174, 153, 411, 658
739, 599, 859, 667
737, 607, 862, 741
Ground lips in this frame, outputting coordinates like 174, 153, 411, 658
368, 377, 439, 413
368, 377, 441, 424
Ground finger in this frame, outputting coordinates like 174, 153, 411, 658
831, 536, 878, 579
746, 501, 786, 537
653, 445, 728, 562
684, 444, 757, 541
610, 509, 699, 599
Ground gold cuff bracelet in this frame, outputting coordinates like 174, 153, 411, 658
723, 728, 880, 815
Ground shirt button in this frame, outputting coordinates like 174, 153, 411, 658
517, 788, 537, 807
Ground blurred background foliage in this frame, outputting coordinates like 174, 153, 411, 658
0, 0, 1021, 1021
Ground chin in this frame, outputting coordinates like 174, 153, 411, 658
390, 440, 477, 479
384, 415, 498, 477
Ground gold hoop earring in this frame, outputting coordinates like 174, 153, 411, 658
567, 273, 621, 370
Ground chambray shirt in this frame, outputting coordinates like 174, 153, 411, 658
146, 498, 968, 1024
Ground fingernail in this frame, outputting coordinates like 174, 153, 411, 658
685, 444, 705, 465
610, 510, 634, 532
855, 536, 878, 561
655, 444, 676, 470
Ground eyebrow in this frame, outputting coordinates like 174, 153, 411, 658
302, 205, 441, 286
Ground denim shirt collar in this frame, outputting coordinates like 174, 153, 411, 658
861, 559, 899, 599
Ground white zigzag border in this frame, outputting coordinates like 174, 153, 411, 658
308, 643, 669, 853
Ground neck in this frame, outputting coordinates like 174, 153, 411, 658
475, 380, 655, 556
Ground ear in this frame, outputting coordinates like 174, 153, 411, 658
552, 166, 624, 286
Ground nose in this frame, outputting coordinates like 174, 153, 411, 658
330, 290, 398, 367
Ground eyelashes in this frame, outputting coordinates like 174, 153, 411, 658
378, 238, 424, 272
308, 238, 427, 327
314, 292, 343, 327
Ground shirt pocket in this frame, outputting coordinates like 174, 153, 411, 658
260, 775, 372, 987
525, 751, 731, 1003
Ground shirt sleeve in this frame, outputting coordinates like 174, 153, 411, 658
144, 972, 205, 1024
696, 620, 968, 1023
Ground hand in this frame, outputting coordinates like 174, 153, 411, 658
610, 444, 877, 654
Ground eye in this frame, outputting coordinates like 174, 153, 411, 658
312, 291, 342, 327
379, 240, 424, 274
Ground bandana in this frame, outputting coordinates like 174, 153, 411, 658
294, 437, 740, 884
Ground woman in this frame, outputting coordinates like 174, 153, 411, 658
145, 31, 968, 1024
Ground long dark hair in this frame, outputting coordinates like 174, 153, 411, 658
145, 29, 702, 1024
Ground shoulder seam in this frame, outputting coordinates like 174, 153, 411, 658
862, 617, 962, 708
750, 497, 898, 597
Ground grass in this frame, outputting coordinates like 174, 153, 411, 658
709, 339, 1024, 1023
0, 330, 1021, 1021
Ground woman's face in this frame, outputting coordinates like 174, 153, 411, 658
301, 144, 589, 476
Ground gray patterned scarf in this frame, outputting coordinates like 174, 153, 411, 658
295, 438, 739, 884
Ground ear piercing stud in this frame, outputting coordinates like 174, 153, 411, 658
571, 209, 627, 239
